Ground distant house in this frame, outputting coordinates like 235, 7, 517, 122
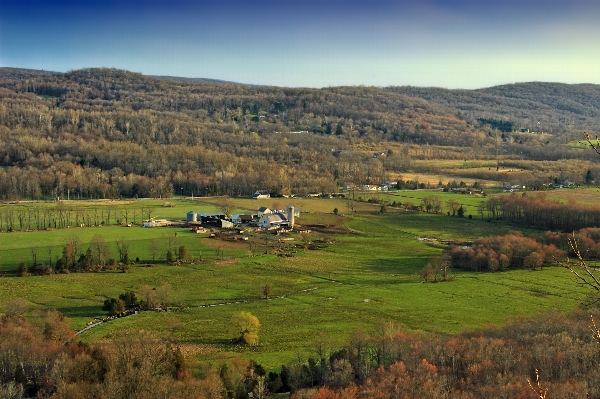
503, 183, 525, 192
343, 183, 359, 192
253, 190, 270, 199
363, 185, 381, 191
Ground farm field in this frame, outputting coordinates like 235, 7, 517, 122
0, 197, 590, 370
543, 186, 600, 205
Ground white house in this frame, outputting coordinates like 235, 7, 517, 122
257, 205, 297, 229
258, 213, 288, 229
257, 207, 271, 218
253, 190, 270, 199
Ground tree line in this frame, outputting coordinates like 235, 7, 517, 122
0, 202, 158, 232
484, 193, 600, 231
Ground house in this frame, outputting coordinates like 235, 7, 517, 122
562, 179, 574, 187
257, 205, 298, 229
343, 183, 359, 192
258, 213, 288, 229
220, 219, 234, 229
363, 185, 381, 191
253, 190, 270, 199
232, 214, 254, 225
257, 207, 271, 218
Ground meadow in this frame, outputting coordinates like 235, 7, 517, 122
0, 195, 591, 370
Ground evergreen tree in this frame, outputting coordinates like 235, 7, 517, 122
585, 169, 594, 184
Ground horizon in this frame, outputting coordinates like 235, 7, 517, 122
1, 0, 599, 90
3, 65, 598, 91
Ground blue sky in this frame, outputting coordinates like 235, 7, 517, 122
1, 0, 599, 88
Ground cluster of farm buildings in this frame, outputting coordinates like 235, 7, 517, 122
185, 205, 299, 231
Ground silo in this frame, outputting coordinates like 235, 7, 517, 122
187, 211, 197, 222
287, 205, 295, 228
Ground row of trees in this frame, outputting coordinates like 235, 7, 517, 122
484, 193, 600, 231
17, 234, 193, 275
447, 227, 600, 273
448, 232, 564, 272
0, 200, 160, 232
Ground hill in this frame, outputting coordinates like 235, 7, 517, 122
0, 67, 599, 201
387, 82, 600, 134
0, 67, 489, 200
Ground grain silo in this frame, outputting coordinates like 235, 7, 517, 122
186, 211, 197, 222
286, 205, 295, 228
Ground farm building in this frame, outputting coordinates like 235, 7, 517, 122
258, 213, 288, 229
253, 190, 270, 199
232, 214, 254, 224
257, 207, 271, 217
257, 205, 297, 229
186, 211, 197, 222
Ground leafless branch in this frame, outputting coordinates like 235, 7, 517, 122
527, 369, 548, 399
591, 316, 600, 344
562, 233, 600, 294
584, 131, 600, 155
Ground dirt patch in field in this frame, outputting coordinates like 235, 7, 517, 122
178, 343, 220, 357
213, 258, 238, 267
299, 223, 352, 235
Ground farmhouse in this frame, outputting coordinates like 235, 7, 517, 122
258, 213, 288, 229
143, 219, 172, 227
232, 214, 253, 225
257, 207, 271, 217
257, 205, 298, 229
253, 190, 270, 199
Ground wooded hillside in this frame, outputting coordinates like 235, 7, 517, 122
388, 82, 600, 134
0, 67, 598, 200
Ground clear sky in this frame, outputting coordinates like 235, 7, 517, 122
1, 0, 599, 89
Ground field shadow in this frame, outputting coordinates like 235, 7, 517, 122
367, 258, 423, 276
56, 305, 102, 319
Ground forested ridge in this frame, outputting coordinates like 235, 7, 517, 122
0, 67, 598, 200
388, 82, 600, 133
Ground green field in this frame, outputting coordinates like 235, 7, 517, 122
0, 197, 590, 370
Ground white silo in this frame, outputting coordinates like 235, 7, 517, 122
287, 205, 295, 228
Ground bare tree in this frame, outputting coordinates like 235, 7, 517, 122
149, 237, 160, 263
219, 196, 235, 218
115, 238, 130, 264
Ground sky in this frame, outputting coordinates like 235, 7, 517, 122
1, 0, 600, 89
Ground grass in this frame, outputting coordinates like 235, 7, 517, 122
0, 198, 591, 370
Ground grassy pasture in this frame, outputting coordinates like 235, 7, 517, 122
0, 198, 591, 370
543, 186, 600, 205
